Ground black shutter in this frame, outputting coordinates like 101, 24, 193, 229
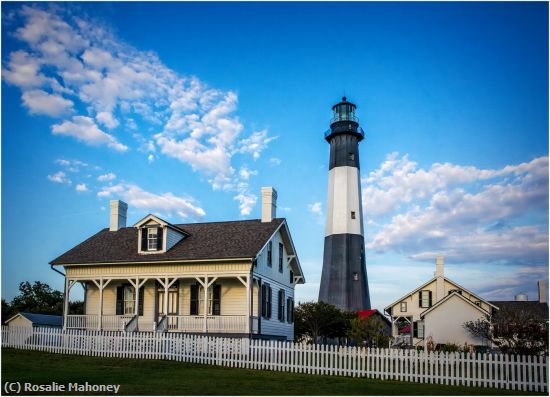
213, 284, 221, 315
413, 322, 418, 338
138, 287, 144, 316
156, 227, 163, 250
289, 270, 294, 284
418, 291, 422, 307
190, 284, 198, 315
261, 285, 266, 317
278, 290, 282, 321
116, 286, 124, 315
141, 229, 148, 251
428, 291, 432, 307
267, 286, 272, 318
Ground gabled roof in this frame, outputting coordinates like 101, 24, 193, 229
50, 218, 286, 266
7, 312, 63, 327
133, 214, 189, 235
420, 291, 492, 319
384, 276, 498, 314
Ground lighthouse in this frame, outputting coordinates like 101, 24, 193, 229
318, 97, 371, 311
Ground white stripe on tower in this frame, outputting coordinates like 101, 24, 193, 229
325, 166, 364, 237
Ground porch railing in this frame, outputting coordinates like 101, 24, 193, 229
65, 314, 99, 329
166, 315, 248, 333
102, 315, 133, 331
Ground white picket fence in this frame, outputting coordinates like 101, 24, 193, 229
2, 326, 547, 392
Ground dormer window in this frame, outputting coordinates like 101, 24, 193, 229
134, 214, 188, 255
148, 228, 158, 250
140, 226, 163, 252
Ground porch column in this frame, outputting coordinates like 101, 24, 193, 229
63, 279, 76, 330
128, 277, 148, 330
92, 279, 111, 330
237, 275, 250, 334
63, 278, 69, 330
203, 276, 208, 332
247, 275, 251, 334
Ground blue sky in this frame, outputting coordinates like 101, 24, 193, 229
2, 2, 548, 309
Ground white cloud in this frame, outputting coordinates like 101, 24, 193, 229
22, 89, 73, 116
47, 171, 70, 184
5, 5, 277, 215
365, 154, 549, 267
97, 172, 116, 182
147, 154, 155, 163
234, 192, 257, 216
269, 157, 281, 166
308, 201, 324, 224
97, 182, 205, 220
52, 116, 128, 152
75, 183, 88, 192
96, 111, 119, 129
236, 130, 277, 160
238, 166, 258, 181
55, 158, 89, 172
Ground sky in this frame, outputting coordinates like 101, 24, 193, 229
1, 2, 548, 310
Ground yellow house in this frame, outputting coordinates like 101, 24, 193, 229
384, 256, 497, 348
50, 187, 305, 340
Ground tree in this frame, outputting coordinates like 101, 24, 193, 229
463, 307, 549, 355
294, 301, 352, 343
2, 281, 84, 322
348, 315, 390, 347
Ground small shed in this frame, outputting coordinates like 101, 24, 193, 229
6, 312, 63, 328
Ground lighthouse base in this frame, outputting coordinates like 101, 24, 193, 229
319, 233, 371, 311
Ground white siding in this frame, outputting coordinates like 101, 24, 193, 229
253, 229, 296, 340
166, 228, 184, 251
423, 294, 487, 346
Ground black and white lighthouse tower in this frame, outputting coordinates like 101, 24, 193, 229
318, 97, 371, 311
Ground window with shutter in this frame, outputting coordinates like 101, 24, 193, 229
140, 230, 148, 251
419, 290, 432, 308
213, 284, 221, 315
261, 285, 267, 318
190, 284, 199, 315
267, 286, 272, 318
138, 287, 144, 316
156, 227, 163, 250
286, 298, 294, 323
116, 286, 124, 315
278, 243, 283, 273
267, 242, 272, 267
289, 270, 294, 284
278, 289, 285, 322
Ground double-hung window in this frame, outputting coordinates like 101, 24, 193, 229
286, 298, 294, 323
419, 290, 432, 308
123, 286, 136, 315
148, 228, 158, 250
267, 242, 272, 267
278, 289, 285, 322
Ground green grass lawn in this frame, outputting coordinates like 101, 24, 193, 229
1, 348, 543, 395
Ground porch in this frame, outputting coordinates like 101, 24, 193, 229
64, 274, 260, 334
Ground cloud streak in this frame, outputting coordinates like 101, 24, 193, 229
363, 153, 548, 267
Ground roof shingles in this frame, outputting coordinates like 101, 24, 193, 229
50, 218, 285, 265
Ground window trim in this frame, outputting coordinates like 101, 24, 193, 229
419, 290, 432, 308
400, 301, 407, 312
278, 289, 285, 322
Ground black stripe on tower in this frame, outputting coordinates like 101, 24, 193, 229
328, 133, 361, 170
319, 234, 371, 311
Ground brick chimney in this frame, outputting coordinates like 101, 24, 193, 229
109, 200, 128, 231
434, 256, 445, 302
261, 187, 277, 223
